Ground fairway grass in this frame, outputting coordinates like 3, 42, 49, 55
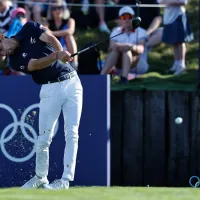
0, 187, 200, 200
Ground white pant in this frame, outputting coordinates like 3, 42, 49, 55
35, 74, 83, 181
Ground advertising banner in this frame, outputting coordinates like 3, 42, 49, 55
0, 75, 110, 187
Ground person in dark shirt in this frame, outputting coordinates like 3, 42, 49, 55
0, 21, 83, 190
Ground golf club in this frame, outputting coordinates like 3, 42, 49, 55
70, 16, 142, 57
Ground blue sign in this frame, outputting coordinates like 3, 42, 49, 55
0, 75, 110, 187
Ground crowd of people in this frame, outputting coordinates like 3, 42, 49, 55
0, 0, 194, 83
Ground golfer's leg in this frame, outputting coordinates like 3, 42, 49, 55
62, 77, 83, 181
121, 51, 132, 78
101, 51, 120, 74
36, 87, 62, 178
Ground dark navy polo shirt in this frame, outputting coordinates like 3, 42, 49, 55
9, 21, 74, 84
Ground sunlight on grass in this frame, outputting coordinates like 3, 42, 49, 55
139, 72, 173, 79
1, 187, 200, 200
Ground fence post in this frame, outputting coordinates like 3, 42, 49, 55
143, 90, 166, 186
167, 91, 190, 186
111, 91, 124, 186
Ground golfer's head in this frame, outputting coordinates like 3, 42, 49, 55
119, 6, 135, 29
0, 34, 6, 56
0, 35, 14, 56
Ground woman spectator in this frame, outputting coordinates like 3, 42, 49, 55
47, 0, 78, 69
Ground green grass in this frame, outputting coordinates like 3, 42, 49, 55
75, 0, 198, 91
0, 187, 200, 200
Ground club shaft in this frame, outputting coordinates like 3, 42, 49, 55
71, 31, 126, 57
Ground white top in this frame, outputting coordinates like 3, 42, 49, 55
157, 0, 188, 24
110, 27, 147, 44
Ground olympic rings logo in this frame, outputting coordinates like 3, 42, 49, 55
189, 176, 200, 188
0, 103, 58, 163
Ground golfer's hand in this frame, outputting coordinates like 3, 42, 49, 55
57, 51, 73, 63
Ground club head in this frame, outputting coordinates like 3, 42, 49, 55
132, 17, 142, 29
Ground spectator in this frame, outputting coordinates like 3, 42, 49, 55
6, 7, 27, 38
47, 0, 78, 68
0, 0, 15, 35
24, 0, 49, 23
12, 0, 25, 8
69, 0, 110, 33
108, 0, 163, 49
157, 0, 194, 75
100, 6, 148, 83
92, 0, 110, 33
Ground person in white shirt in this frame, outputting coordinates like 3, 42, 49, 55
157, 0, 193, 75
100, 6, 148, 83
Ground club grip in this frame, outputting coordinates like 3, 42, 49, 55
71, 47, 91, 57
71, 52, 78, 57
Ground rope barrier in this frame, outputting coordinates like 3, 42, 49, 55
11, 1, 166, 8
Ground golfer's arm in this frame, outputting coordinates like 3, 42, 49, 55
39, 29, 63, 51
27, 52, 57, 71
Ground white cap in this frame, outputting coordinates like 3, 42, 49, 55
119, 6, 135, 17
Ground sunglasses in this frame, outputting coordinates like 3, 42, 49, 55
51, 6, 64, 11
120, 14, 133, 20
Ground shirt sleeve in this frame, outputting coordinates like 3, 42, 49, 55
12, 21, 46, 42
32, 22, 47, 39
9, 54, 31, 74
